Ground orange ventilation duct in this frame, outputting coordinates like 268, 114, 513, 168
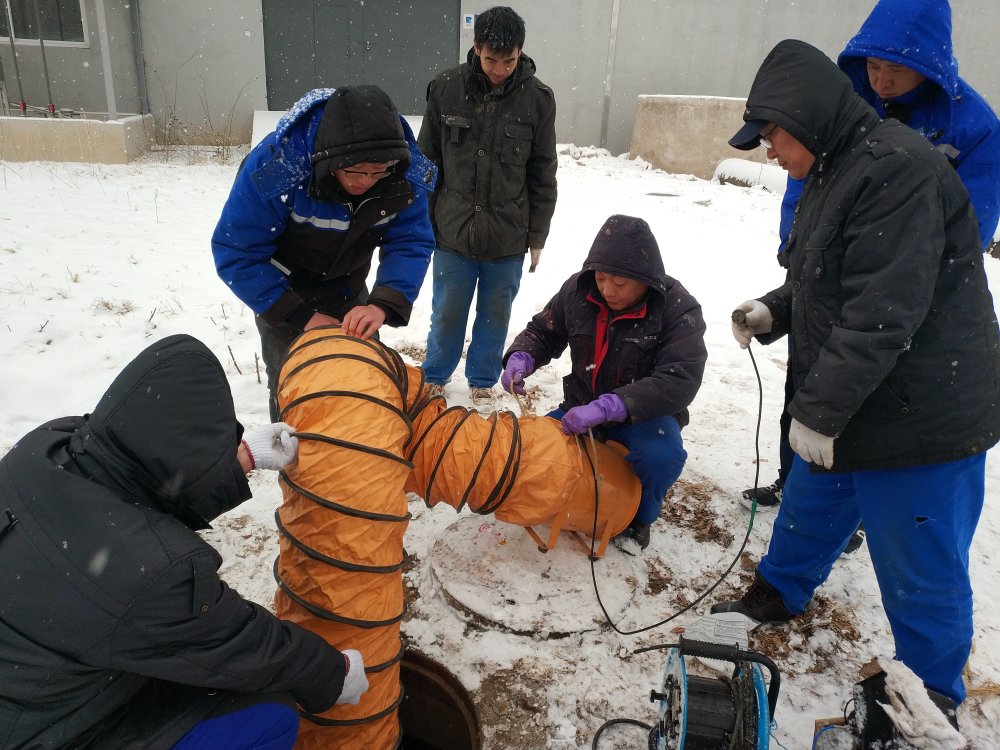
272, 328, 640, 749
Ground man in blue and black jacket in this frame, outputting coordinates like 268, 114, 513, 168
213, 85, 437, 419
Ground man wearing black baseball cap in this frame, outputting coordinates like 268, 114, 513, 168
715, 39, 1000, 716
213, 85, 437, 420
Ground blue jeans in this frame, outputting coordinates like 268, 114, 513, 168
759, 453, 985, 703
422, 247, 524, 388
548, 410, 687, 526
171, 702, 298, 750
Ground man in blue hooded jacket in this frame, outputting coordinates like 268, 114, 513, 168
212, 86, 437, 420
838, 0, 1000, 250
744, 0, 1000, 511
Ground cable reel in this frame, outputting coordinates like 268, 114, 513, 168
648, 636, 780, 750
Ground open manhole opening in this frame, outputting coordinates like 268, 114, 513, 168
398, 650, 481, 750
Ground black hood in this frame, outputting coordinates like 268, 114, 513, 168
580, 215, 668, 299
311, 85, 411, 181
64, 334, 251, 529
736, 39, 878, 178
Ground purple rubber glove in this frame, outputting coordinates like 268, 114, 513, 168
500, 351, 536, 395
561, 393, 629, 435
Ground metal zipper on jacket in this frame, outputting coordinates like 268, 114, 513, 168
344, 198, 371, 216
345, 178, 405, 216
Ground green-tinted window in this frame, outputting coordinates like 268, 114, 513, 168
1, 0, 85, 43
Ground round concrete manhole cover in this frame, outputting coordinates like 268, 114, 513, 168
429, 515, 644, 636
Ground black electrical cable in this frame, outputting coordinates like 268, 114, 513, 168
590, 717, 653, 750
589, 343, 768, 749
842, 695, 855, 724
585, 343, 765, 636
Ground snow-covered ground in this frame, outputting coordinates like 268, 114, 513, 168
1, 145, 998, 749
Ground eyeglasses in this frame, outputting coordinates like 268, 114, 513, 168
338, 167, 395, 180
759, 127, 776, 150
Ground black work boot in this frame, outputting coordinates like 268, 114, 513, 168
740, 477, 783, 510
613, 521, 651, 553
927, 687, 960, 731
843, 523, 866, 554
711, 570, 794, 624
853, 670, 960, 745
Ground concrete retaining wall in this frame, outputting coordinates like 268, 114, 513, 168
629, 95, 769, 180
0, 114, 156, 163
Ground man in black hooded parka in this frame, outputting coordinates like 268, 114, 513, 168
0, 335, 367, 749
715, 40, 1000, 710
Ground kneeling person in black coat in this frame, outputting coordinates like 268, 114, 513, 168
500, 215, 708, 552
0, 334, 367, 750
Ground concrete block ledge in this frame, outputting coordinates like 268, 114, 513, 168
0, 113, 155, 164
629, 95, 769, 180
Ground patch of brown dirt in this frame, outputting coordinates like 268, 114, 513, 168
396, 344, 427, 363
747, 593, 864, 672
645, 559, 674, 596
661, 478, 734, 547
474, 664, 558, 750
402, 550, 420, 612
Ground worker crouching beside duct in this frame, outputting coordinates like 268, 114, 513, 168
273, 328, 639, 749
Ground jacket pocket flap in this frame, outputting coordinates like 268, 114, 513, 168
504, 123, 533, 140
442, 114, 471, 128
804, 223, 840, 250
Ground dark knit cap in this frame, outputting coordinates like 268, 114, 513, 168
311, 85, 411, 175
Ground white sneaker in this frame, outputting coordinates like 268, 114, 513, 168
469, 387, 496, 412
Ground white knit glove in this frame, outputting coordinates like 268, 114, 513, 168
241, 422, 298, 471
789, 418, 835, 469
731, 299, 773, 348
336, 649, 369, 705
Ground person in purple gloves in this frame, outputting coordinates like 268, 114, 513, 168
500, 215, 707, 551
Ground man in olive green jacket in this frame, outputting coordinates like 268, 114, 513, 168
418, 5, 558, 410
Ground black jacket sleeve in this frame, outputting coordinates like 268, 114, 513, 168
107, 549, 346, 714
417, 80, 443, 236
526, 83, 558, 250
505, 279, 573, 368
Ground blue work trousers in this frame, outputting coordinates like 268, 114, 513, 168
548, 410, 687, 526
422, 247, 524, 388
759, 453, 986, 703
171, 702, 298, 750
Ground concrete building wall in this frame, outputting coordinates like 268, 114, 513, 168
4, 1, 999, 152
137, 0, 267, 146
459, 0, 1000, 155
0, 0, 266, 145
0, 0, 139, 116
